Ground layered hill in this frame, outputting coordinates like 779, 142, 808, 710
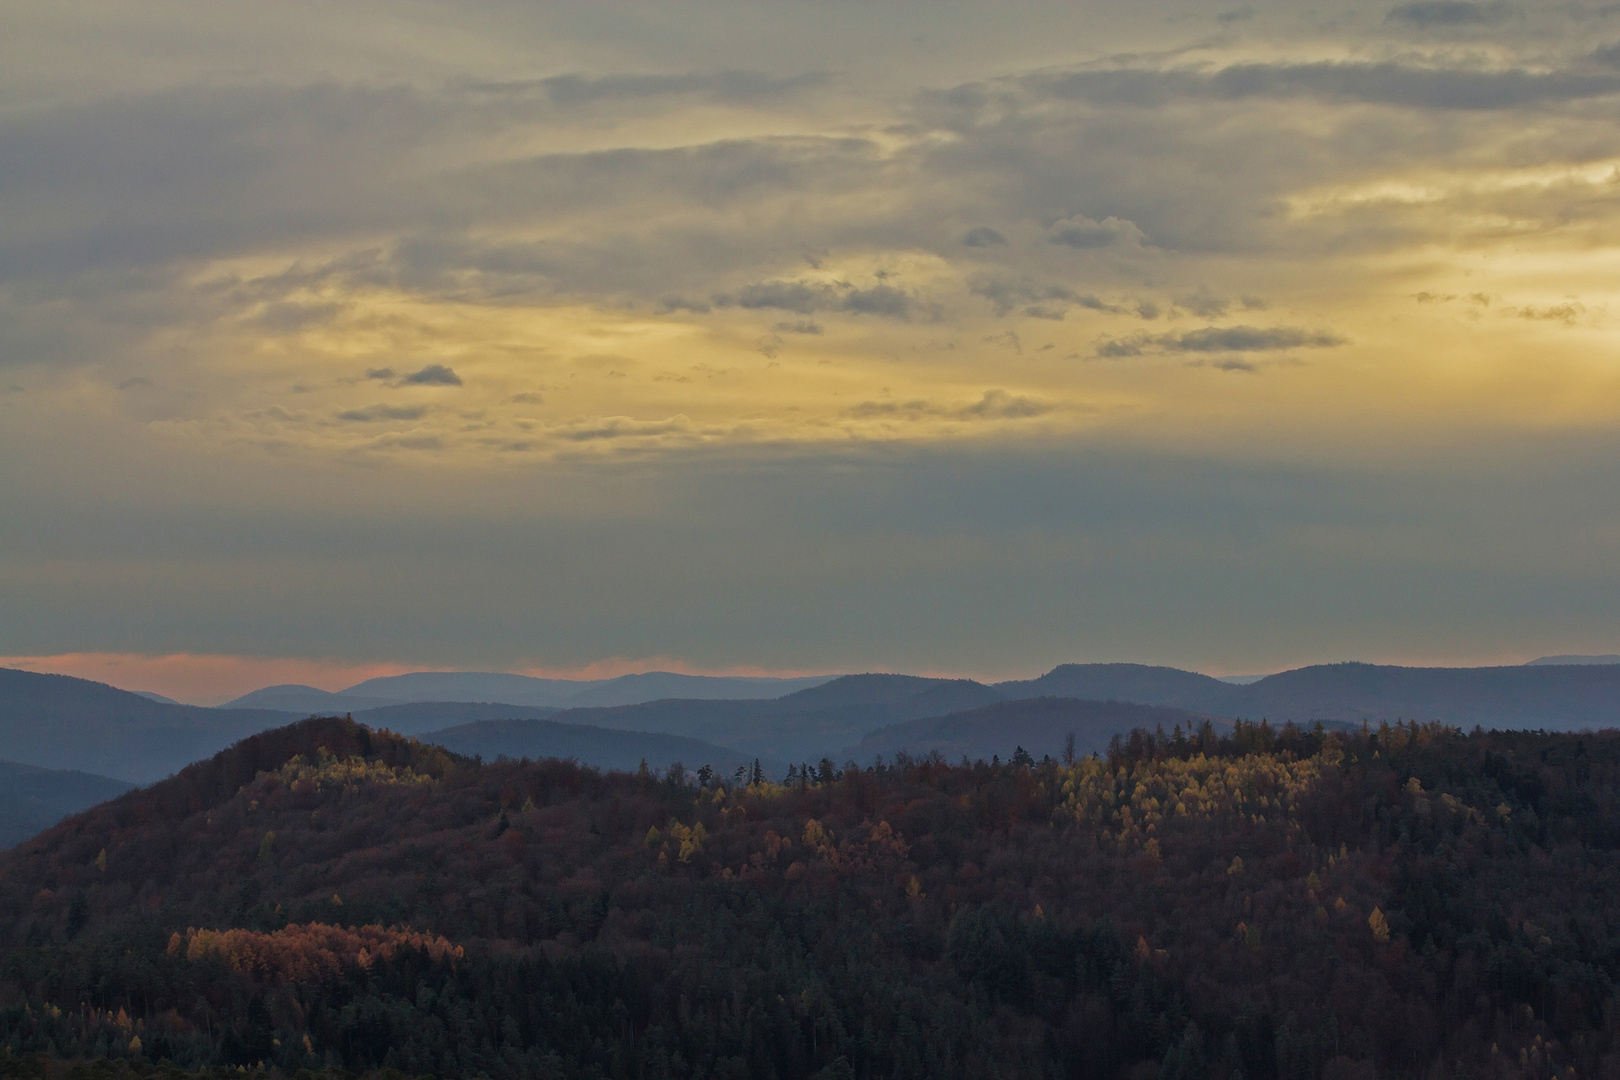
0, 760, 133, 848
847, 697, 1218, 763
546, 673, 1004, 762
226, 670, 838, 712
4, 716, 1620, 1079
420, 716, 775, 776
0, 668, 294, 783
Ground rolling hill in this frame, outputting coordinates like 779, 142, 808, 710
844, 696, 1219, 763
420, 717, 778, 776
4, 715, 1620, 1078
0, 760, 134, 848
0, 668, 295, 783
544, 673, 1007, 763
332, 669, 836, 709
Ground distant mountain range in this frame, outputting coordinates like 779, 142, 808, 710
1527, 654, 1620, 666
221, 670, 836, 714
4, 657, 1620, 818
421, 718, 778, 777
845, 697, 1218, 763
0, 669, 293, 784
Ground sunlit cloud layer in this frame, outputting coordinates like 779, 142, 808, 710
2, 0, 1618, 675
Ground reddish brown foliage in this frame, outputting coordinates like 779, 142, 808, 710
167, 922, 463, 983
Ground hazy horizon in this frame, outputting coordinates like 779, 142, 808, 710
5, 648, 1618, 707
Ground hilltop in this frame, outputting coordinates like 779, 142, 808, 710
4, 716, 1620, 1078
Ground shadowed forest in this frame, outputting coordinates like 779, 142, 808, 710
0, 717, 1616, 1079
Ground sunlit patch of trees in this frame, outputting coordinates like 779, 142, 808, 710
169, 923, 462, 983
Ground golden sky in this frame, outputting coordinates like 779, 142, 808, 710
2, 0, 1618, 699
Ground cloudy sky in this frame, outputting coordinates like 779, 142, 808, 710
3, 0, 1619, 701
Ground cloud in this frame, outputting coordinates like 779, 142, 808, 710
846, 389, 1049, 421
843, 285, 914, 317
1049, 215, 1147, 249
956, 389, 1048, 419
1385, 2, 1508, 28
337, 404, 429, 422
365, 367, 396, 380
1174, 288, 1229, 318
1513, 302, 1586, 324
969, 275, 1113, 317
658, 296, 712, 314
715, 280, 921, 319
773, 320, 822, 334
472, 71, 828, 109
255, 300, 343, 333
558, 416, 693, 442
961, 226, 1008, 247
1096, 325, 1348, 358
1024, 61, 1620, 111
400, 364, 463, 386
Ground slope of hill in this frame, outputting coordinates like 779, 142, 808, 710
220, 684, 397, 713
348, 701, 559, 736
548, 673, 1010, 762
560, 670, 834, 707
334, 670, 837, 709
1227, 661, 1620, 727
0, 668, 295, 783
0, 760, 134, 848
339, 670, 605, 707
421, 717, 775, 776
994, 662, 1233, 710
1527, 653, 1620, 665
995, 660, 1620, 730
5, 717, 1620, 1079
844, 696, 1217, 762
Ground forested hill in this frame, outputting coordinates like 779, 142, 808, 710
5, 716, 1620, 1079
0, 669, 293, 783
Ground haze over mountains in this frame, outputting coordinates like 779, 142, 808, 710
4, 656, 1619, 815
222, 671, 836, 715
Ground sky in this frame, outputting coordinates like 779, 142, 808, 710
3, 0, 1620, 703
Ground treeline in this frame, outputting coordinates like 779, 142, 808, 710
0, 717, 1618, 1078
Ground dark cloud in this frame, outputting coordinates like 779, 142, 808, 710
773, 320, 822, 334
401, 364, 463, 386
1096, 325, 1347, 357
724, 280, 829, 314
658, 296, 712, 314
846, 389, 1048, 421
961, 226, 1008, 247
1386, 2, 1508, 27
715, 280, 920, 320
956, 389, 1048, 419
843, 285, 913, 317
337, 404, 429, 422
1049, 215, 1146, 249
1175, 288, 1229, 318
559, 417, 691, 442
969, 275, 1112, 317
365, 368, 396, 380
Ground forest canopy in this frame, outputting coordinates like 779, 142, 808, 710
0, 716, 1615, 1080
